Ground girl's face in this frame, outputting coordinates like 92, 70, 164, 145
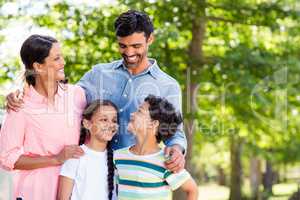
84, 105, 118, 142
128, 102, 157, 137
34, 42, 65, 82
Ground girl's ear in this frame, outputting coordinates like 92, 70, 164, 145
83, 119, 91, 130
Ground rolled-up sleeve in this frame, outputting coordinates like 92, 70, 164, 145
163, 81, 187, 152
0, 111, 25, 170
77, 67, 99, 104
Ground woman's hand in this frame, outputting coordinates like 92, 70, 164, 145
54, 145, 84, 165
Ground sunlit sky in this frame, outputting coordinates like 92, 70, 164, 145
0, 0, 115, 93
0, 0, 115, 60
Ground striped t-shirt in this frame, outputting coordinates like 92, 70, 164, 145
113, 147, 191, 200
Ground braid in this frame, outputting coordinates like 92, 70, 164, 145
79, 123, 90, 145
107, 141, 114, 200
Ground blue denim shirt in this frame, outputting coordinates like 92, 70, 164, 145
77, 59, 187, 150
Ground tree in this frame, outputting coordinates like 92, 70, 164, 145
1, 1, 300, 199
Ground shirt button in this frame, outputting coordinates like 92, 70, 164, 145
123, 94, 127, 98
119, 108, 123, 112
115, 139, 118, 143
128, 79, 132, 83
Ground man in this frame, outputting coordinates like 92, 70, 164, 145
6, 10, 187, 172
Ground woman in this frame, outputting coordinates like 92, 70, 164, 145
0, 34, 86, 200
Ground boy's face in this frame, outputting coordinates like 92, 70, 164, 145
117, 32, 153, 69
127, 102, 157, 138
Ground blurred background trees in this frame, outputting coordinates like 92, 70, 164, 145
1, 0, 300, 199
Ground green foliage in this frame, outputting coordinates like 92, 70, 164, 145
31, 2, 129, 82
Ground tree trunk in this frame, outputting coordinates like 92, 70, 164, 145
263, 160, 273, 198
173, 1, 206, 200
250, 157, 262, 200
217, 166, 226, 186
229, 133, 243, 200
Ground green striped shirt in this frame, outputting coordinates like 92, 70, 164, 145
114, 147, 191, 200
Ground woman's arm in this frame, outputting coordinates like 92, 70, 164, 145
14, 145, 84, 170
180, 178, 198, 200
57, 176, 74, 200
14, 154, 60, 170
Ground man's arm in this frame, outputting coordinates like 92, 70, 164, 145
6, 89, 24, 112
164, 81, 187, 151
77, 67, 97, 104
163, 81, 188, 173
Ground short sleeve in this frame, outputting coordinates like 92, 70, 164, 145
60, 158, 80, 180
0, 111, 26, 170
164, 169, 191, 191
73, 85, 87, 112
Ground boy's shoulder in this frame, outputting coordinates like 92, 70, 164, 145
114, 146, 130, 156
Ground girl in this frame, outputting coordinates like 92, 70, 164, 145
0, 35, 86, 200
57, 100, 118, 200
114, 95, 198, 200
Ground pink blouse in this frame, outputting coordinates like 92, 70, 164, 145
0, 84, 86, 200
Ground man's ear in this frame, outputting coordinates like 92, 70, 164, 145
83, 119, 91, 130
147, 33, 154, 45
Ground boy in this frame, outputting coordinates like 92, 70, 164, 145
114, 95, 198, 200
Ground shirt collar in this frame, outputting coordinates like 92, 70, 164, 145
27, 83, 64, 104
113, 58, 159, 79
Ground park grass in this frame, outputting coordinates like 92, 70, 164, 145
198, 182, 298, 200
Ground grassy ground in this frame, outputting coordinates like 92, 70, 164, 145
198, 182, 298, 200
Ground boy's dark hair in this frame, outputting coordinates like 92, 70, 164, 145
145, 95, 183, 143
20, 34, 58, 86
114, 10, 154, 39
79, 99, 118, 200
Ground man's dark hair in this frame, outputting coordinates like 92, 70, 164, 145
145, 95, 183, 143
114, 10, 154, 39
